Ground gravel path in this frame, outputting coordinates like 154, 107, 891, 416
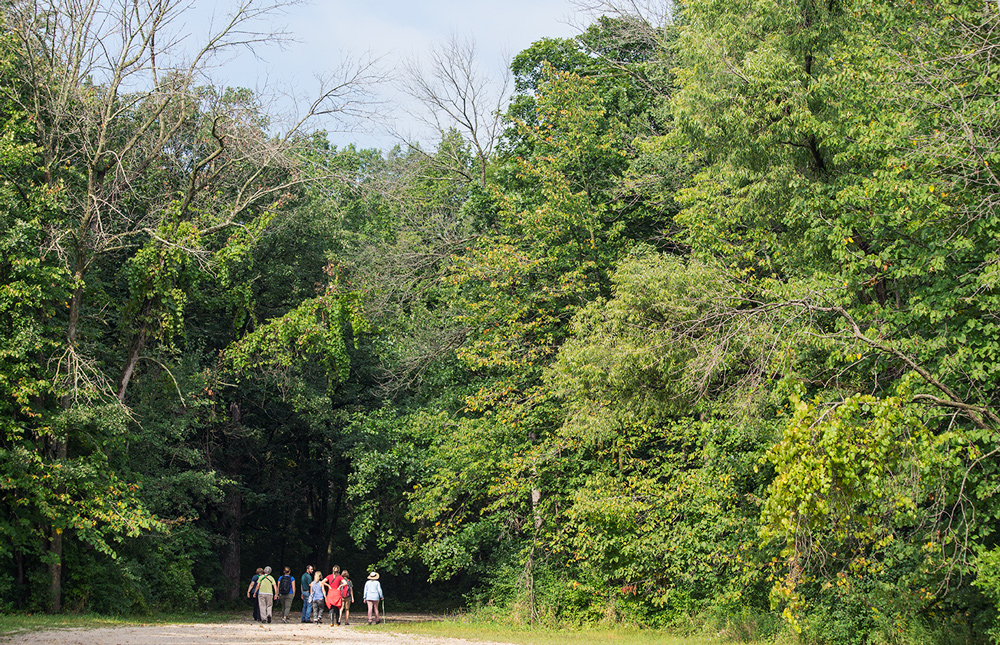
3, 614, 512, 645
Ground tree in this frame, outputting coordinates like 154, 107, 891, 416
0, 0, 382, 612
658, 0, 1000, 635
545, 252, 777, 620
392, 64, 642, 617
0, 16, 151, 609
400, 35, 510, 186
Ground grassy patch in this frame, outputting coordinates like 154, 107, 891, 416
0, 611, 238, 636
373, 619, 721, 645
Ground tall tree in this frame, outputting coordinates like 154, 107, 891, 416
660, 0, 1000, 635
0, 0, 381, 611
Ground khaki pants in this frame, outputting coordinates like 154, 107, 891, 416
257, 593, 274, 622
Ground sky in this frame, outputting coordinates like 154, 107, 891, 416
189, 0, 587, 150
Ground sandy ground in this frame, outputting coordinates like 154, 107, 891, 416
2, 613, 513, 645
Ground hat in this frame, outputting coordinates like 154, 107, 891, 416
368, 571, 379, 580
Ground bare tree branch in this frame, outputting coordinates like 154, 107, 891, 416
398, 34, 510, 186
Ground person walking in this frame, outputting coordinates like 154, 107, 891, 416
338, 570, 354, 625
363, 571, 383, 625
246, 568, 263, 622
300, 564, 314, 623
325, 565, 343, 623
277, 566, 296, 623
310, 570, 329, 623
254, 566, 278, 624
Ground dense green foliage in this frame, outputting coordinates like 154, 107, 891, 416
4, 1, 1000, 643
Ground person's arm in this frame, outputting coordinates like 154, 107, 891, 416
291, 578, 296, 597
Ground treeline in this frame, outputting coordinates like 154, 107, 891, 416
3, 0, 1000, 643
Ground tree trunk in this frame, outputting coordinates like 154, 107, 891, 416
47, 438, 67, 613
529, 431, 542, 530
316, 480, 330, 573
47, 525, 62, 613
118, 316, 150, 402
221, 490, 243, 603
323, 484, 345, 571
531, 484, 542, 530
15, 550, 24, 610
48, 276, 84, 613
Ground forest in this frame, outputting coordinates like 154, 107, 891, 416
2, 0, 1000, 643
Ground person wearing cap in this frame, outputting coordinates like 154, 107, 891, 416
362, 571, 383, 624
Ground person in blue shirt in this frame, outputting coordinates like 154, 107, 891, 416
310, 570, 330, 623
363, 571, 383, 624
276, 566, 296, 623
245, 568, 263, 622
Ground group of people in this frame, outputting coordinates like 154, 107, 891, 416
246, 564, 384, 626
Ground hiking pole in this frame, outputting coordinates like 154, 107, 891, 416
381, 598, 386, 624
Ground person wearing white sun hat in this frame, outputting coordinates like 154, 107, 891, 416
363, 571, 383, 624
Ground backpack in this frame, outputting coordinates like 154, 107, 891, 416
340, 580, 351, 599
278, 575, 292, 595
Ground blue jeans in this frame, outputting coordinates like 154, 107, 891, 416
301, 593, 312, 621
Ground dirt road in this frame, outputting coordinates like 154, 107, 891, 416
3, 614, 511, 645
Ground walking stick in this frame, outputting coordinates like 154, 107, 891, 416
381, 597, 386, 623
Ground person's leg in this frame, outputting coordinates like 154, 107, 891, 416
311, 600, 322, 622
264, 593, 275, 622
374, 599, 380, 623
367, 600, 375, 623
302, 592, 312, 622
343, 601, 350, 625
282, 593, 292, 620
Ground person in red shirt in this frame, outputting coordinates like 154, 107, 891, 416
325, 565, 344, 623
